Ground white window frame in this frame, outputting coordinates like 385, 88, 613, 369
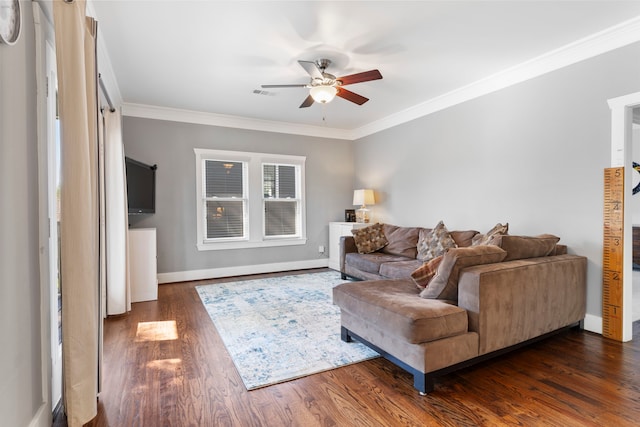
262, 163, 302, 240
202, 158, 249, 243
195, 148, 307, 251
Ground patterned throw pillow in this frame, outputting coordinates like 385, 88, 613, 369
351, 223, 389, 254
472, 222, 509, 246
411, 255, 443, 289
416, 221, 458, 262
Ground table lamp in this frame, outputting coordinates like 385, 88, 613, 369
353, 189, 375, 223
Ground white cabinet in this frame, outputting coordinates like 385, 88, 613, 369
129, 228, 158, 302
329, 222, 368, 271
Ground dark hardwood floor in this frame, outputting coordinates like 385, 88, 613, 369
60, 268, 640, 426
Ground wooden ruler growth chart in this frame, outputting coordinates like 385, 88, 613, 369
603, 167, 624, 341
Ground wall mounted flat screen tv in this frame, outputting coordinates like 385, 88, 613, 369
125, 157, 157, 214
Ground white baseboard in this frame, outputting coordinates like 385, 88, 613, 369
29, 403, 51, 427
157, 258, 330, 284
583, 313, 602, 334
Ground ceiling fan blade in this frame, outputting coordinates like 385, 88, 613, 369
298, 60, 323, 80
337, 69, 383, 86
299, 95, 315, 108
336, 87, 369, 105
261, 84, 308, 88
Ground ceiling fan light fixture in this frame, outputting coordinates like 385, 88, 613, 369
310, 85, 337, 104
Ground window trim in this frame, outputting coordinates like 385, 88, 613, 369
195, 148, 307, 251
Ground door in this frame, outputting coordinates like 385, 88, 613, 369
47, 41, 63, 409
608, 91, 640, 342
633, 107, 640, 324
35, 3, 63, 416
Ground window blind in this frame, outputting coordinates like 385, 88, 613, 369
205, 200, 244, 239
205, 160, 243, 197
264, 201, 297, 236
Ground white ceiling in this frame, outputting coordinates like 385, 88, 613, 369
89, 1, 640, 135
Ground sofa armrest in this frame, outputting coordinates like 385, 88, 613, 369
457, 254, 587, 355
340, 236, 358, 273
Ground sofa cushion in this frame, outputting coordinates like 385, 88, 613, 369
417, 221, 458, 262
345, 252, 413, 275
351, 223, 388, 254
472, 222, 509, 246
381, 224, 421, 258
489, 234, 560, 261
450, 230, 480, 248
333, 279, 469, 344
411, 256, 443, 289
379, 259, 424, 279
420, 245, 507, 301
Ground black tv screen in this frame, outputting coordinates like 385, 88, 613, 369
125, 157, 157, 214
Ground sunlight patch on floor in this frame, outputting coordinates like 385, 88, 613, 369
146, 358, 182, 372
135, 320, 178, 342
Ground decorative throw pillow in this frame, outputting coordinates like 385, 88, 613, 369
351, 223, 389, 254
416, 221, 458, 262
381, 224, 421, 258
472, 222, 509, 246
420, 245, 507, 301
489, 234, 560, 261
411, 255, 443, 289
450, 230, 480, 248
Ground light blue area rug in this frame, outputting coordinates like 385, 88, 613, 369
196, 270, 379, 390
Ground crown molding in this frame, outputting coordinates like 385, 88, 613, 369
351, 15, 640, 140
121, 15, 640, 141
121, 103, 354, 140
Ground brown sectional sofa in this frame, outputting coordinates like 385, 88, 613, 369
333, 223, 587, 394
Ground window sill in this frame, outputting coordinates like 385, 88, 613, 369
197, 237, 307, 251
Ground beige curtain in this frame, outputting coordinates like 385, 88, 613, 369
53, 0, 99, 425
103, 108, 131, 315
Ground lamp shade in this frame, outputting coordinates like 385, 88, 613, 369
310, 85, 337, 104
353, 189, 375, 206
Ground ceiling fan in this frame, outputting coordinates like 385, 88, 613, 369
261, 59, 383, 108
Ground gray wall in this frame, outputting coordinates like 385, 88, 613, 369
354, 41, 640, 319
0, 3, 45, 425
123, 117, 355, 275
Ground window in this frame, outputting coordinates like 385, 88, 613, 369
195, 149, 306, 250
204, 160, 247, 240
263, 164, 301, 238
